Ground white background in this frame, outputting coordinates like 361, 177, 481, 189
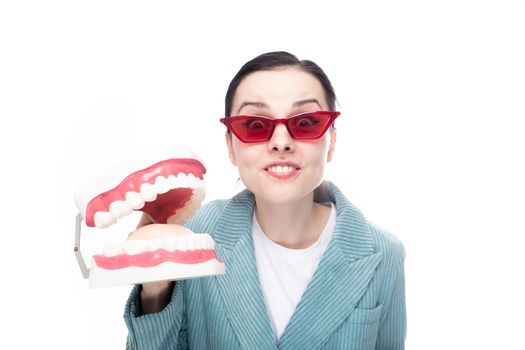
1, 1, 524, 349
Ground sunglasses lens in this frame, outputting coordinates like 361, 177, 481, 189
288, 113, 331, 139
228, 117, 273, 142
224, 112, 336, 142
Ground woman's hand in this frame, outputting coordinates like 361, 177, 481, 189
128, 212, 174, 315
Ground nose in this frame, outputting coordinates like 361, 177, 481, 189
268, 124, 295, 152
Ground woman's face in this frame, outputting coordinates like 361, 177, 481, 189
226, 68, 336, 205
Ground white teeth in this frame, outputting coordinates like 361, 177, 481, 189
140, 183, 158, 201
94, 212, 116, 228
199, 234, 213, 249
269, 165, 294, 173
147, 238, 163, 252
207, 234, 214, 249
163, 236, 177, 252
126, 191, 144, 209
94, 172, 205, 227
109, 200, 131, 219
102, 234, 215, 258
193, 235, 201, 249
167, 174, 178, 188
155, 176, 170, 194
197, 234, 207, 249
103, 241, 124, 257
124, 240, 147, 255
194, 234, 213, 249
161, 172, 204, 190
176, 172, 190, 187
178, 236, 188, 251
187, 236, 196, 250
193, 179, 204, 190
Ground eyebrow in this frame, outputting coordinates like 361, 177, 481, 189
236, 98, 322, 115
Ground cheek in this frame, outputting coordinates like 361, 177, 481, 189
309, 138, 329, 162
232, 141, 259, 170
305, 144, 329, 176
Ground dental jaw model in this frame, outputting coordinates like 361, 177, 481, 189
74, 147, 225, 288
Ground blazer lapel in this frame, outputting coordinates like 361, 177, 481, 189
278, 183, 382, 349
213, 190, 278, 350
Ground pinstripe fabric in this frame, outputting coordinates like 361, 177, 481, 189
124, 182, 406, 349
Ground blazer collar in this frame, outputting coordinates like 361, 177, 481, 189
214, 182, 376, 261
213, 182, 381, 349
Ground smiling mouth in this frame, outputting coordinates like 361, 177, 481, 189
264, 165, 301, 179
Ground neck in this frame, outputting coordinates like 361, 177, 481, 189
254, 192, 330, 249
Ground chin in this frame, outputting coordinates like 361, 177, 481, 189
254, 185, 315, 206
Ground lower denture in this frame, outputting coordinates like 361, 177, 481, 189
93, 249, 222, 270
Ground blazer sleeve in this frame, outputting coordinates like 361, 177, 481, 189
124, 281, 188, 350
375, 248, 406, 350
122, 199, 227, 349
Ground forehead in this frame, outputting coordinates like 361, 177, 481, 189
232, 68, 326, 111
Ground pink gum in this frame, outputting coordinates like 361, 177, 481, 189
93, 249, 221, 270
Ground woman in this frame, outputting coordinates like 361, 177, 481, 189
124, 51, 406, 349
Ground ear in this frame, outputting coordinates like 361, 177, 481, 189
225, 132, 238, 166
326, 129, 337, 162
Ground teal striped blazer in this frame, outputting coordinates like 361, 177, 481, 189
124, 182, 406, 349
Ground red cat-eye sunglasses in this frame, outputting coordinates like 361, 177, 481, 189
220, 110, 340, 143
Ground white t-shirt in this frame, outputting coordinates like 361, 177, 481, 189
251, 202, 337, 342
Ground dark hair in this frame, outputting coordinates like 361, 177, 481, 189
225, 51, 338, 116
226, 51, 338, 202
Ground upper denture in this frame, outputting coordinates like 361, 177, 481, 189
75, 146, 206, 227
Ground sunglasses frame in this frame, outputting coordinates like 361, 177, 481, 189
220, 110, 340, 143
